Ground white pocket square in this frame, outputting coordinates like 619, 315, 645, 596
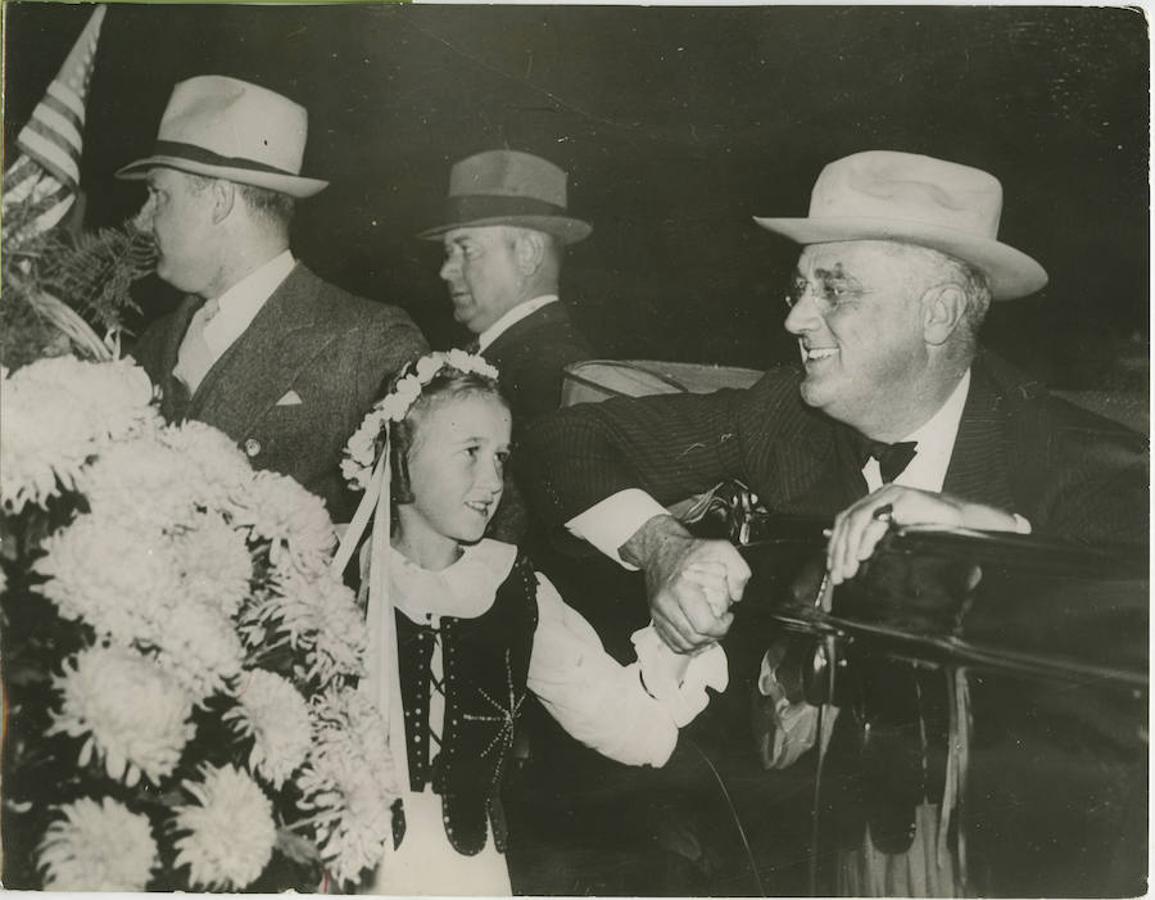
276, 389, 303, 406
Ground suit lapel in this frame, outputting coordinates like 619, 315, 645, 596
190, 265, 334, 439
760, 381, 849, 515
943, 362, 1015, 510
482, 302, 565, 363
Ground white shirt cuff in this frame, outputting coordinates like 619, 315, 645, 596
1012, 513, 1032, 535
566, 489, 670, 568
632, 625, 728, 728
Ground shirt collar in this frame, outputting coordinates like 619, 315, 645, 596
476, 294, 558, 352
885, 368, 972, 493
202, 250, 295, 353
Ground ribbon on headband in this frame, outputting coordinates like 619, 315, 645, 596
331, 443, 411, 794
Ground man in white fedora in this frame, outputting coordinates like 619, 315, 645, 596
421, 149, 594, 430
521, 150, 1146, 652
123, 75, 427, 521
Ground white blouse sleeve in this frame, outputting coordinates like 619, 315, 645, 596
526, 573, 679, 768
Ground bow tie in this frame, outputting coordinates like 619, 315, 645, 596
852, 435, 919, 484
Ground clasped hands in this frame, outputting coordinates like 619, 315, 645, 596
627, 487, 1021, 652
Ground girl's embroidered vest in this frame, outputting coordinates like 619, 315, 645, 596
394, 553, 538, 856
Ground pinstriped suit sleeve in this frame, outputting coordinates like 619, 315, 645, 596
522, 373, 790, 526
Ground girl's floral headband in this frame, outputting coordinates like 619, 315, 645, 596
340, 350, 499, 490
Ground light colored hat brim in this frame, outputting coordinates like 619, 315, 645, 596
418, 214, 592, 245
116, 155, 328, 199
753, 215, 1048, 301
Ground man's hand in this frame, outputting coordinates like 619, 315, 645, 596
826, 484, 1023, 585
621, 514, 752, 653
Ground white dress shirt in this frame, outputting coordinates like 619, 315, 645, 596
476, 294, 558, 352
173, 250, 295, 393
568, 369, 1027, 566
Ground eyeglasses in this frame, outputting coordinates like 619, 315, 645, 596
782, 279, 868, 315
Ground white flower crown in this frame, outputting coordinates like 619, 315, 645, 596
340, 350, 500, 491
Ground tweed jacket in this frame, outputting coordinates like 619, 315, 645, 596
522, 351, 1147, 547
131, 263, 427, 521
482, 301, 593, 432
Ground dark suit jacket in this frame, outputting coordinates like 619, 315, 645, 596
131, 263, 427, 521
483, 301, 593, 545
483, 300, 593, 432
522, 351, 1148, 546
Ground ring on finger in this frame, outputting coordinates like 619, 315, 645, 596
872, 503, 894, 524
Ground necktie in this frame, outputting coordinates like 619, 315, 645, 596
853, 434, 919, 484
464, 336, 481, 355
174, 297, 220, 394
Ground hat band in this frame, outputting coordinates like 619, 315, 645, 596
445, 193, 569, 223
151, 140, 299, 177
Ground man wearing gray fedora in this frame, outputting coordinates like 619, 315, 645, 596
521, 150, 1147, 652
420, 149, 594, 431
123, 75, 427, 522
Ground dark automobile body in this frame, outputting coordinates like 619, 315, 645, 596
727, 514, 1147, 896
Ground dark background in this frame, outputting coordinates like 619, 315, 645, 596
5, 3, 1149, 388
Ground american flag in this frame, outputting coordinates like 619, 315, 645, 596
2, 5, 107, 250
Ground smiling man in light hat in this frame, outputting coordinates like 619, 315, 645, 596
521, 150, 1146, 652
422, 149, 594, 430
124, 75, 426, 521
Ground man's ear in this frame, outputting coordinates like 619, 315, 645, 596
922, 283, 968, 346
513, 230, 546, 275
209, 179, 236, 225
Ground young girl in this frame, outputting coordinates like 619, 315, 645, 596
336, 351, 726, 895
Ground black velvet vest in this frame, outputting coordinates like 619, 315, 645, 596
394, 552, 538, 855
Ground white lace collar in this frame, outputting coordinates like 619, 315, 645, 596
388, 538, 518, 623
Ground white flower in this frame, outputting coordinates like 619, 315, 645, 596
172, 763, 277, 890
413, 354, 442, 381
444, 347, 499, 379
38, 797, 158, 890
78, 434, 206, 530
248, 570, 366, 685
0, 357, 159, 513
340, 409, 386, 492
171, 513, 252, 619
298, 688, 397, 886
35, 513, 180, 647
230, 470, 336, 576
152, 601, 245, 702
158, 420, 253, 507
48, 645, 195, 786
224, 669, 313, 788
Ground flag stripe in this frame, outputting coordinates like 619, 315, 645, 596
16, 129, 80, 187
24, 111, 83, 162
1, 154, 37, 195
1, 155, 39, 202
46, 80, 86, 123
40, 91, 85, 137
31, 197, 75, 234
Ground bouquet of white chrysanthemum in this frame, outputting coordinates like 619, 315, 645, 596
0, 357, 398, 892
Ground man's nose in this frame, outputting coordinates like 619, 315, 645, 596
439, 254, 458, 282
132, 197, 155, 232
784, 293, 821, 334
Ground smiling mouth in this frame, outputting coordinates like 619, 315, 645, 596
464, 499, 494, 517
800, 344, 838, 365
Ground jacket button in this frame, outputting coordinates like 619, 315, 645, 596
244, 438, 261, 458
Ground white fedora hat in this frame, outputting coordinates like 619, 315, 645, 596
754, 150, 1047, 300
116, 75, 328, 199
